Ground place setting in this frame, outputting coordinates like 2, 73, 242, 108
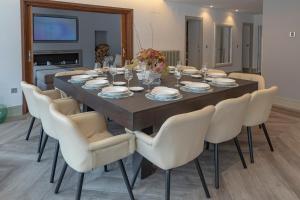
145, 86, 183, 102
98, 86, 134, 99
82, 78, 109, 90
68, 74, 93, 84
209, 78, 239, 87
180, 81, 213, 94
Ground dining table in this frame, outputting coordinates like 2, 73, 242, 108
54, 71, 258, 179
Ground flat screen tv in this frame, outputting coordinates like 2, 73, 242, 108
33, 14, 78, 42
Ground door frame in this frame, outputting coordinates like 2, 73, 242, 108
185, 16, 203, 68
20, 0, 133, 113
242, 23, 254, 72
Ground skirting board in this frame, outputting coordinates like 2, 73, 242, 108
274, 96, 300, 113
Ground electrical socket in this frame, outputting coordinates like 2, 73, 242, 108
11, 88, 18, 94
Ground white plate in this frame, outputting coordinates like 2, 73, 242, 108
185, 82, 210, 90
71, 74, 92, 80
168, 66, 176, 70
146, 93, 183, 102
86, 79, 109, 86
213, 78, 236, 85
94, 77, 107, 80
191, 74, 202, 78
136, 69, 143, 73
85, 70, 99, 75
208, 72, 227, 78
113, 81, 126, 86
183, 69, 199, 75
180, 81, 192, 85
102, 86, 129, 95
129, 86, 144, 92
180, 86, 213, 94
151, 87, 180, 98
98, 91, 134, 99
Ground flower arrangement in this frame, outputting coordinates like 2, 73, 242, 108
136, 48, 167, 74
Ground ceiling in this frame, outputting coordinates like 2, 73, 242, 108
165, 0, 263, 14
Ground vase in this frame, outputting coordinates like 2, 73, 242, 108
0, 104, 8, 123
151, 72, 161, 85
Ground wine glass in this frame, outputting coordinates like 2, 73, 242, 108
124, 68, 133, 89
176, 60, 183, 70
109, 65, 117, 84
174, 68, 182, 87
201, 64, 208, 81
143, 70, 155, 92
125, 60, 131, 68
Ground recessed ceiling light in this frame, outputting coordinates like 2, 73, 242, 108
235, 9, 239, 12
209, 5, 214, 8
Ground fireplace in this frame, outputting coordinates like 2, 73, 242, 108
33, 50, 82, 66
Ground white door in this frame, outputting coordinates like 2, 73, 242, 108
186, 19, 202, 68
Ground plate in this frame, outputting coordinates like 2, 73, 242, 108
185, 82, 210, 90
82, 84, 109, 90
102, 86, 129, 95
85, 79, 109, 86
183, 69, 199, 75
98, 91, 134, 99
136, 69, 143, 73
180, 86, 213, 94
208, 72, 227, 78
212, 78, 236, 85
191, 74, 202, 78
113, 81, 126, 86
71, 74, 92, 80
209, 82, 239, 88
151, 87, 180, 98
129, 86, 144, 92
180, 81, 192, 85
145, 93, 183, 102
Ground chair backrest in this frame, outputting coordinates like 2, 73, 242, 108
20, 81, 41, 118
206, 94, 251, 144
229, 72, 265, 90
244, 86, 278, 127
208, 69, 226, 74
151, 106, 215, 170
49, 103, 92, 172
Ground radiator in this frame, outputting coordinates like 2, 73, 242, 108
160, 50, 180, 66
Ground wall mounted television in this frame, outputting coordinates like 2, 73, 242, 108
33, 14, 79, 42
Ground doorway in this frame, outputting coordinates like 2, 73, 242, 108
257, 25, 263, 73
21, 0, 133, 113
185, 17, 203, 68
242, 23, 254, 72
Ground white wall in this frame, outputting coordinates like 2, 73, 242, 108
0, 0, 256, 108
262, 0, 300, 110
32, 7, 121, 67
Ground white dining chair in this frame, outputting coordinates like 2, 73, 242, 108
33, 90, 80, 183
205, 94, 251, 189
228, 72, 265, 90
20, 81, 61, 152
244, 86, 278, 163
49, 103, 136, 200
130, 106, 215, 200
207, 69, 226, 74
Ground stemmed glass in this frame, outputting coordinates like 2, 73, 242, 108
174, 68, 182, 87
176, 60, 183, 70
125, 60, 131, 68
124, 68, 133, 89
109, 65, 117, 84
143, 70, 155, 93
201, 64, 208, 81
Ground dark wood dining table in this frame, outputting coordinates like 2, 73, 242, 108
54, 72, 258, 179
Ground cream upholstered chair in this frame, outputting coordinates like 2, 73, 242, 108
20, 81, 61, 152
205, 94, 251, 189
33, 90, 80, 183
207, 69, 226, 74
244, 86, 278, 163
228, 72, 265, 90
48, 103, 136, 200
130, 106, 215, 200
55, 70, 86, 98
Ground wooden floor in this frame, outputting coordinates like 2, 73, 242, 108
0, 108, 300, 200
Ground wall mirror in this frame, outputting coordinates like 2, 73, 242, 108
215, 25, 232, 66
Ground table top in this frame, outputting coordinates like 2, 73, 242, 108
54, 73, 258, 131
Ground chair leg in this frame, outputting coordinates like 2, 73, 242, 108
118, 160, 135, 200
261, 123, 274, 152
37, 134, 48, 162
194, 159, 210, 198
165, 169, 171, 200
104, 165, 109, 172
247, 127, 254, 163
25, 117, 35, 141
76, 173, 84, 200
55, 162, 68, 194
214, 144, 219, 189
205, 142, 210, 150
259, 124, 262, 129
234, 137, 247, 169
130, 159, 142, 189
50, 141, 60, 183
37, 127, 44, 153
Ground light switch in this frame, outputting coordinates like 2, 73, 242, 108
289, 32, 296, 38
